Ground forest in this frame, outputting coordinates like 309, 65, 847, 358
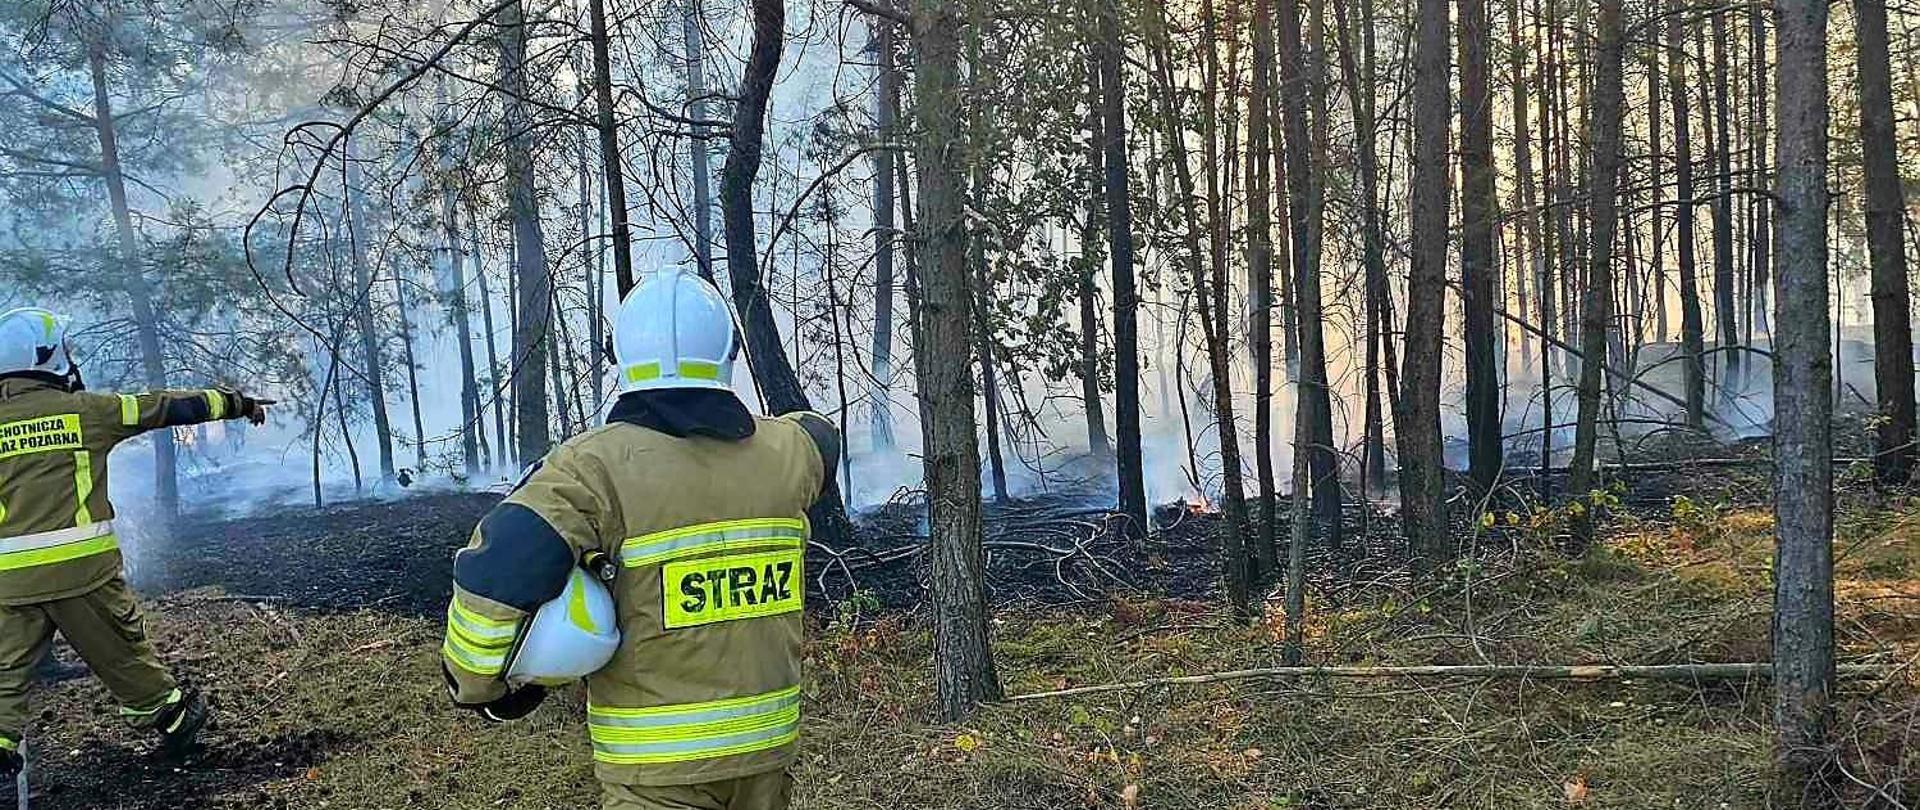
1, 0, 1918, 806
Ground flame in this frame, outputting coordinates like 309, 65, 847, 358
1183, 492, 1218, 515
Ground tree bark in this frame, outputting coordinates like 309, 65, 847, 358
723, 0, 856, 545
344, 153, 397, 482
972, 168, 1009, 505
588, 0, 635, 296
87, 42, 179, 519
395, 267, 428, 467
869, 12, 900, 453
1276, 0, 1342, 552
1097, 0, 1149, 539
1148, 10, 1252, 620
1855, 0, 1915, 486
1772, 0, 1835, 786
471, 217, 510, 470
1247, 0, 1278, 576
1079, 49, 1112, 461
1400, 0, 1452, 570
1566, 0, 1624, 553
1333, 0, 1389, 498
441, 180, 482, 475
911, 0, 1003, 721
1460, 0, 1501, 494
500, 0, 552, 467
1668, 0, 1706, 430
1710, 10, 1740, 389
685, 0, 716, 280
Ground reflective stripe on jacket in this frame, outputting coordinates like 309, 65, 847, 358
441, 410, 832, 787
0, 375, 245, 603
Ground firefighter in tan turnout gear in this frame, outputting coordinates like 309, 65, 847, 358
0, 307, 270, 778
441, 271, 837, 810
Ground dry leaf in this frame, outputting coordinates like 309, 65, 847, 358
954, 732, 981, 753
1120, 783, 1141, 809
1563, 774, 1590, 805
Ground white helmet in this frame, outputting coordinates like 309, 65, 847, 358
0, 308, 72, 376
504, 565, 621, 687
612, 270, 740, 394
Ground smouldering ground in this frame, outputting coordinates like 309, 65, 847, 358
14, 486, 1920, 809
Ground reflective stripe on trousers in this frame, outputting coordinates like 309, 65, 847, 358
588, 685, 801, 765
0, 520, 117, 571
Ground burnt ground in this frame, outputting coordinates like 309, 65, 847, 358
11, 426, 1917, 809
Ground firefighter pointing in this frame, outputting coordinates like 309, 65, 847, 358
0, 307, 270, 780
441, 271, 838, 810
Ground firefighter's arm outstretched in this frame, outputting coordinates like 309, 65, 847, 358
99, 389, 270, 443
441, 444, 617, 717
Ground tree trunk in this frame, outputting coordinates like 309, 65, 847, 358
1080, 46, 1113, 461
1399, 0, 1452, 570
1460, 0, 1501, 494
972, 170, 1010, 505
441, 180, 482, 475
1148, 10, 1252, 620
344, 155, 397, 483
1771, 0, 1835, 785
1566, 0, 1624, 553
87, 43, 179, 519
684, 0, 716, 280
501, 0, 552, 466
588, 0, 635, 295
472, 218, 510, 470
1277, 0, 1342, 553
724, 0, 856, 545
1248, 0, 1278, 577
1855, 0, 1916, 486
1334, 0, 1389, 498
1097, 0, 1149, 539
911, 0, 1003, 721
1646, 36, 1665, 345
868, 12, 901, 453
1710, 10, 1740, 390
395, 268, 428, 467
1668, 0, 1707, 430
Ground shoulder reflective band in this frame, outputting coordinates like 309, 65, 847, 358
0, 520, 118, 572
0, 414, 82, 461
588, 684, 800, 765
442, 598, 519, 676
204, 390, 227, 420
620, 517, 807, 569
663, 548, 802, 629
119, 395, 140, 427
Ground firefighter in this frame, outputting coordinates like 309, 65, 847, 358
441, 271, 837, 810
0, 307, 270, 778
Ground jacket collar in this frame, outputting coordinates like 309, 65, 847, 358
0, 372, 68, 401
606, 389, 757, 441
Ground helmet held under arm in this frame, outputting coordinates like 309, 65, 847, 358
612, 271, 742, 395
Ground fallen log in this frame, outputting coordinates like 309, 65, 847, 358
1006, 662, 1893, 701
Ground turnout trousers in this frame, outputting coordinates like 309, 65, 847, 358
0, 576, 177, 748
601, 770, 793, 810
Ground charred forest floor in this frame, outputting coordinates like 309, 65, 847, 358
9, 438, 1920, 809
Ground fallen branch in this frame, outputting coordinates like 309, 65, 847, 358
1006, 662, 1892, 701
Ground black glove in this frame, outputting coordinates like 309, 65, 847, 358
477, 685, 548, 723
224, 391, 273, 425
443, 663, 548, 723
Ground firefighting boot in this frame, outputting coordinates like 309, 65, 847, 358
154, 689, 209, 758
